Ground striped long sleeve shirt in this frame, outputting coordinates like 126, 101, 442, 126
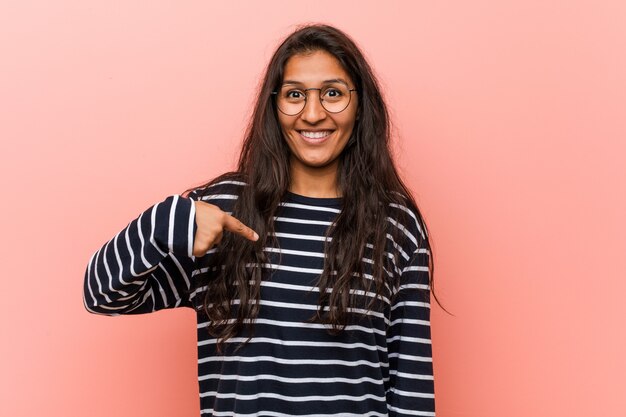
83, 180, 435, 416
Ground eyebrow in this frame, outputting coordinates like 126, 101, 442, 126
282, 78, 349, 86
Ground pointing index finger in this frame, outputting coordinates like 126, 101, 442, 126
223, 213, 259, 241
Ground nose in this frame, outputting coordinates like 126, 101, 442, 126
300, 89, 327, 124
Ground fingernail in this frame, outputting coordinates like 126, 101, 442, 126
253, 232, 259, 240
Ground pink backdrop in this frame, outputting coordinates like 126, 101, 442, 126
1, 1, 625, 416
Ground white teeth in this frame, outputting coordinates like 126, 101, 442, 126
300, 130, 332, 139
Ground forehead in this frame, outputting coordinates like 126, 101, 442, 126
282, 50, 353, 86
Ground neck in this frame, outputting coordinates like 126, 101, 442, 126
289, 158, 342, 198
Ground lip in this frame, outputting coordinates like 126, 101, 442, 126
297, 130, 335, 145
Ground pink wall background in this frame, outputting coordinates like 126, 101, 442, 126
1, 1, 625, 416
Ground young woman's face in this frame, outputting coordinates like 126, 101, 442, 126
277, 50, 358, 174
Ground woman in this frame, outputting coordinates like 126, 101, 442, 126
84, 23, 439, 416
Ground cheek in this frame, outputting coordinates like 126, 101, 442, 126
277, 113, 291, 131
340, 114, 357, 135
341, 105, 358, 129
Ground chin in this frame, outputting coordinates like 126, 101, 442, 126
299, 158, 324, 166
292, 155, 331, 168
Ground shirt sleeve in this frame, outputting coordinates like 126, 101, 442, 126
82, 193, 198, 315
386, 246, 436, 416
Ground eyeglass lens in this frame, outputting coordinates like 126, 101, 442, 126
276, 84, 352, 115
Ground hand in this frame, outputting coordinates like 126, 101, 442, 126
192, 200, 259, 257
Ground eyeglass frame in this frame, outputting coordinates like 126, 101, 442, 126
270, 82, 358, 116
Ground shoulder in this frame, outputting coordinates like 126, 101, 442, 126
384, 193, 432, 297
385, 190, 430, 263
186, 172, 247, 201
185, 172, 248, 212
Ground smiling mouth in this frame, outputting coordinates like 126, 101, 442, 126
297, 130, 334, 143
299, 130, 333, 139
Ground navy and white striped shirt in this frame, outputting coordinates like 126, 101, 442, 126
83, 180, 435, 416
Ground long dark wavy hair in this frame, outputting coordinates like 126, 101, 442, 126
184, 23, 446, 354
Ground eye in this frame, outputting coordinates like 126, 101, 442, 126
323, 88, 342, 98
285, 90, 305, 100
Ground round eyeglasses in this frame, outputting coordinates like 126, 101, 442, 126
271, 83, 357, 116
